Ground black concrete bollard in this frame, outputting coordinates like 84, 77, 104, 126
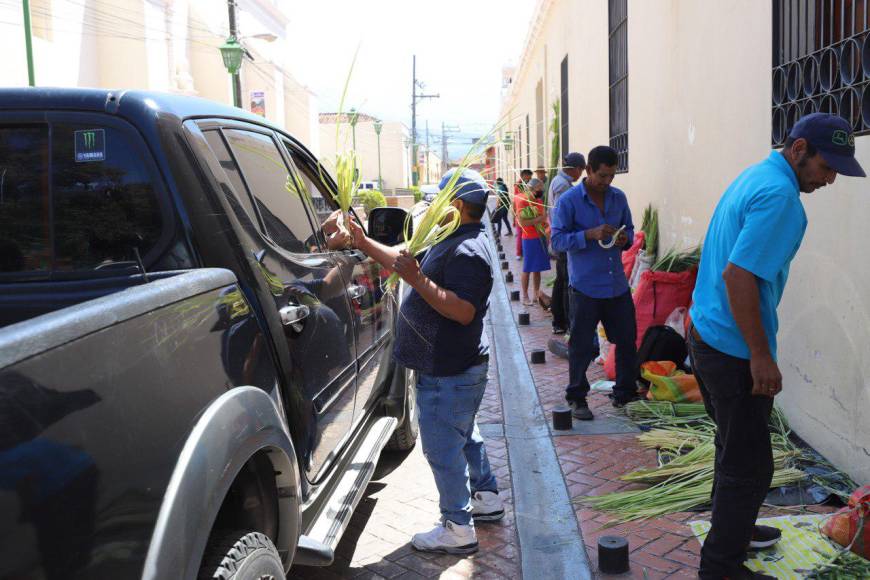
499, 252, 505, 260
518, 312, 530, 325
598, 536, 630, 574
510, 290, 520, 301
501, 261, 509, 270
552, 406, 573, 431
530, 349, 546, 364
505, 272, 514, 283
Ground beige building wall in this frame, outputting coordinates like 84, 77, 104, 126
319, 118, 412, 191
502, 0, 870, 483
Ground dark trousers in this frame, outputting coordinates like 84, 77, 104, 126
566, 288, 638, 402
551, 252, 569, 330
492, 207, 512, 235
689, 330, 774, 579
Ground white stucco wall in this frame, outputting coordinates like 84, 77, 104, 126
502, 0, 870, 483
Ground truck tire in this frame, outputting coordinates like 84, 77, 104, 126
386, 367, 418, 451
199, 530, 285, 580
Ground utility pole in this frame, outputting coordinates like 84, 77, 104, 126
425, 120, 430, 184
227, 0, 242, 108
22, 0, 35, 86
411, 55, 439, 186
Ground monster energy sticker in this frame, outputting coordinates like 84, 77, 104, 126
74, 129, 106, 162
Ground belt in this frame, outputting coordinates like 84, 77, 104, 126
690, 325, 702, 342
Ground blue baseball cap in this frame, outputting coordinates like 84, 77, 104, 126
563, 152, 586, 168
789, 113, 866, 177
439, 168, 490, 206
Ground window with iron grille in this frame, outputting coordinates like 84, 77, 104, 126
609, 0, 628, 172
560, 56, 570, 152
772, 0, 870, 145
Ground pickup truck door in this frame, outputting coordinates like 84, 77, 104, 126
198, 125, 358, 479
278, 140, 397, 423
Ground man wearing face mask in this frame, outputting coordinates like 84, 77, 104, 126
690, 113, 865, 579
348, 168, 502, 555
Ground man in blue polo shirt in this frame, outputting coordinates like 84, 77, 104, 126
349, 169, 502, 555
690, 113, 865, 580
551, 145, 638, 420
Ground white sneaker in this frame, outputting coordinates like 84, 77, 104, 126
411, 520, 478, 554
471, 490, 505, 522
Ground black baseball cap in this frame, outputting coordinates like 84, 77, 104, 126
563, 152, 586, 168
789, 113, 866, 177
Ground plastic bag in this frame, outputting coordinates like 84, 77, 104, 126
640, 361, 702, 403
664, 307, 688, 339
821, 484, 870, 559
622, 231, 645, 280
629, 250, 654, 290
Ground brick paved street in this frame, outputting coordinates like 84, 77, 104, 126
294, 222, 836, 580
293, 320, 521, 579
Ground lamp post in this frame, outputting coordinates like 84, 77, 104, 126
22, 0, 35, 86
502, 134, 514, 183
219, 37, 243, 108
349, 107, 359, 151
373, 119, 383, 191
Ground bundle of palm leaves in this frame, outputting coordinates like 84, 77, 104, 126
640, 204, 659, 258
651, 246, 702, 272
576, 405, 807, 524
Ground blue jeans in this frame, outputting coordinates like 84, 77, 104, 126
417, 362, 497, 525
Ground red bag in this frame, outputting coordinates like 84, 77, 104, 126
605, 268, 697, 380
821, 485, 870, 559
622, 231, 645, 279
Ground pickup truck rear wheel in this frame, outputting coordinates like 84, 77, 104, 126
199, 530, 285, 580
386, 368, 418, 450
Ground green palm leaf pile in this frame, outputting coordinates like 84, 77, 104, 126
575, 404, 808, 525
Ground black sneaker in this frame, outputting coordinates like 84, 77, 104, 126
733, 564, 776, 579
610, 394, 642, 408
748, 525, 781, 549
569, 401, 594, 421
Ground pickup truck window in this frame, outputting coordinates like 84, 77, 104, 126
223, 130, 317, 254
0, 126, 50, 273
0, 122, 167, 277
202, 130, 261, 232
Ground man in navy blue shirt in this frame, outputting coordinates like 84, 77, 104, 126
349, 169, 502, 555
551, 146, 638, 420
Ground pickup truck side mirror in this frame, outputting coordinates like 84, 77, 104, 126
367, 207, 412, 247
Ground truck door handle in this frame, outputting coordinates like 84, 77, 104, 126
279, 304, 310, 326
348, 285, 367, 301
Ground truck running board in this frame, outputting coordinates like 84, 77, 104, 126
293, 416, 398, 566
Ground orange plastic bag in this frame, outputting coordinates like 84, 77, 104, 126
821, 484, 870, 559
639, 360, 702, 403
622, 231, 645, 279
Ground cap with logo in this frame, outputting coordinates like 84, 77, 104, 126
439, 168, 490, 206
789, 112, 866, 177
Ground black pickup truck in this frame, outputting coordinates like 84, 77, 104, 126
0, 88, 419, 580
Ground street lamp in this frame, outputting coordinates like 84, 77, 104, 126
502, 133, 514, 152
349, 107, 359, 150
219, 37, 244, 108
373, 119, 383, 191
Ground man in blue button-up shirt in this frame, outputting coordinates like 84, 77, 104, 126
551, 146, 638, 420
